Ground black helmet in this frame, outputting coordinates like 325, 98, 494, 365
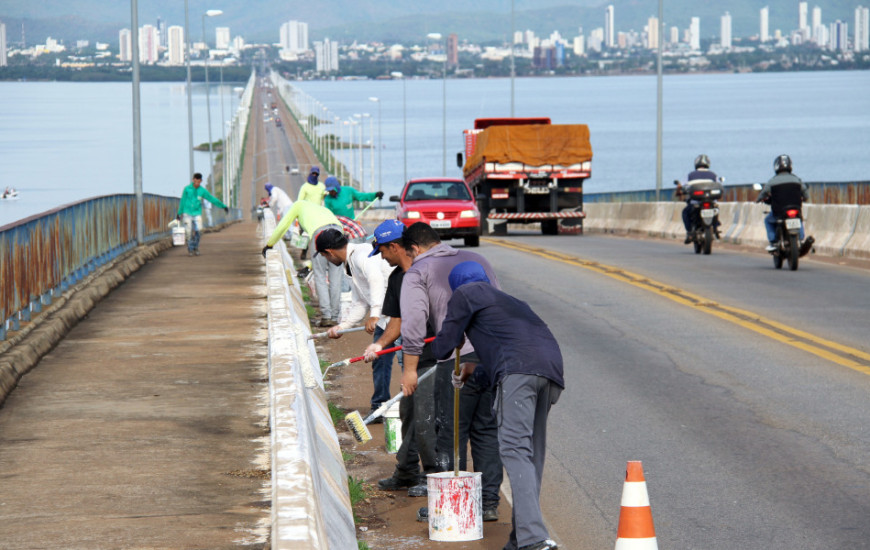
774, 154, 792, 174
694, 154, 711, 169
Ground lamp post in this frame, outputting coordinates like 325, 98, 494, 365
184, 0, 194, 178
510, 0, 516, 116
130, 0, 144, 243
334, 115, 342, 179
390, 71, 407, 183
353, 113, 365, 190
368, 97, 381, 197
347, 119, 356, 188
655, 0, 663, 201
365, 113, 374, 192
427, 32, 447, 176
202, 8, 222, 190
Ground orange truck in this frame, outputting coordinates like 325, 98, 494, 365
458, 118, 592, 235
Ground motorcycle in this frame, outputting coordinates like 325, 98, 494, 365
768, 206, 804, 271
676, 179, 724, 255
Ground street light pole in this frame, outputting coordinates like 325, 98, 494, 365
366, 113, 374, 193
655, 0, 663, 201
130, 0, 144, 244
368, 97, 382, 197
184, 0, 194, 178
201, 9, 222, 191
510, 0, 516, 117
427, 32, 446, 176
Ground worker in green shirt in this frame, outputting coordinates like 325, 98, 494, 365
177, 172, 228, 256
323, 176, 383, 219
262, 200, 344, 327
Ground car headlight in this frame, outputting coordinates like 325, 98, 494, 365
405, 211, 421, 219
459, 210, 477, 218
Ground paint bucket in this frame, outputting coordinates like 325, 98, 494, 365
171, 226, 186, 246
383, 402, 402, 454
427, 471, 483, 541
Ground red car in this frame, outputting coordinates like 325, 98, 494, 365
390, 178, 480, 247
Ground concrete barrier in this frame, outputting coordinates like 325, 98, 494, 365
731, 202, 768, 248
647, 202, 677, 238
804, 204, 860, 257
262, 211, 357, 550
842, 205, 870, 260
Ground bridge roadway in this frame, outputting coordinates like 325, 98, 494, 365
0, 222, 271, 548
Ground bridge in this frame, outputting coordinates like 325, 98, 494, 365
2, 70, 870, 549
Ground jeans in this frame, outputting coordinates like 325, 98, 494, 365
370, 326, 395, 410
182, 214, 201, 252
764, 211, 805, 243
310, 225, 343, 320
496, 374, 562, 550
433, 354, 502, 507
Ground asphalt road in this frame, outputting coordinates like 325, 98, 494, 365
469, 232, 870, 549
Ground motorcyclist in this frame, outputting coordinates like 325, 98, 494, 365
680, 154, 719, 243
756, 154, 813, 253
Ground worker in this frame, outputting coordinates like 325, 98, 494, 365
264, 182, 293, 220
298, 166, 326, 205
431, 261, 564, 550
323, 176, 383, 219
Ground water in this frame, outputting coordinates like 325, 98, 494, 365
1, 71, 868, 227
0, 81, 243, 227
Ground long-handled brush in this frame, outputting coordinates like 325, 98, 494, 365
345, 364, 438, 444
453, 347, 461, 476
308, 326, 366, 340
322, 336, 435, 379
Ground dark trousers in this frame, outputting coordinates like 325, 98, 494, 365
434, 355, 503, 508
392, 363, 438, 481
370, 326, 395, 410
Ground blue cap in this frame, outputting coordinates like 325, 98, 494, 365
310, 166, 320, 174
325, 176, 341, 192
448, 261, 491, 291
369, 219, 405, 257
264, 183, 273, 193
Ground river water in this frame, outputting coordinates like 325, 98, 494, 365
1, 71, 868, 227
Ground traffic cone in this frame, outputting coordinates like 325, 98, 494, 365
614, 461, 658, 550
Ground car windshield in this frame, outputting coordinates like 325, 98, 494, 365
404, 182, 470, 201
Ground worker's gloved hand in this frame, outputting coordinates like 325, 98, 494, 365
261, 244, 272, 257
451, 372, 465, 390
363, 343, 383, 363
223, 207, 229, 213
375, 191, 384, 199
176, 214, 182, 221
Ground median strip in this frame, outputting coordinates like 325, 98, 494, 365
485, 238, 870, 376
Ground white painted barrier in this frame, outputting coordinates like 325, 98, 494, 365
842, 205, 870, 259
262, 210, 357, 550
805, 204, 860, 257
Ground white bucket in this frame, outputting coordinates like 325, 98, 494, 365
171, 226, 186, 246
384, 402, 402, 454
291, 232, 310, 249
427, 471, 483, 541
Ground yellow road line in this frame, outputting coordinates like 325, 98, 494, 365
485, 238, 870, 376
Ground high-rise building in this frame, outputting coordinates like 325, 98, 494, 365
760, 6, 770, 42
856, 6, 870, 51
215, 27, 230, 50
447, 33, 458, 68
0, 21, 7, 67
280, 20, 308, 53
119, 28, 132, 62
829, 20, 848, 50
314, 38, 338, 72
799, 2, 809, 32
690, 17, 701, 50
167, 25, 184, 65
721, 12, 732, 49
647, 16, 659, 49
139, 24, 159, 64
605, 5, 615, 48
513, 30, 523, 44
812, 6, 823, 44
157, 17, 167, 48
573, 35, 585, 56
670, 26, 679, 45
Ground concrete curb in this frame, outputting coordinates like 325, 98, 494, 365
261, 211, 357, 550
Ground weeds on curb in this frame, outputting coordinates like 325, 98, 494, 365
328, 402, 345, 427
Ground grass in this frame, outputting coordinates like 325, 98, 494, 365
320, 358, 330, 374
328, 402, 346, 427
347, 475, 370, 526
358, 541, 371, 550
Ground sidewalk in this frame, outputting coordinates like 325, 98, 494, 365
0, 222, 270, 549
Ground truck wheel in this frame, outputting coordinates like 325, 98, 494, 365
541, 220, 559, 235
464, 235, 480, 247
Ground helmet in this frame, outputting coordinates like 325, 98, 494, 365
694, 154, 711, 169
774, 154, 792, 174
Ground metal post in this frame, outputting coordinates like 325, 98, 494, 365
130, 0, 144, 244
219, 63, 225, 199
655, 0, 664, 201
184, 0, 194, 178
369, 97, 382, 196
202, 14, 214, 189
368, 114, 374, 192
510, 0, 516, 117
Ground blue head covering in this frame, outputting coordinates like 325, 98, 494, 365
448, 261, 491, 291
325, 176, 341, 192
264, 183, 274, 194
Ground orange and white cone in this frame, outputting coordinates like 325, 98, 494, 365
614, 461, 658, 550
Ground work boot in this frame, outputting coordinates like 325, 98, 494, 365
377, 475, 416, 491
684, 233, 692, 244
483, 506, 499, 522
416, 506, 428, 522
407, 483, 428, 497
368, 408, 383, 424
518, 540, 559, 550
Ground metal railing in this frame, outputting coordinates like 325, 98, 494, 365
0, 194, 180, 340
584, 181, 870, 205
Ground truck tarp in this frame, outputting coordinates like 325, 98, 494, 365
464, 124, 593, 175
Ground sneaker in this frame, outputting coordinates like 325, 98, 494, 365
518, 540, 558, 550
188, 250, 194, 256
483, 507, 499, 522
407, 483, 428, 497
766, 243, 777, 252
416, 506, 428, 522
377, 475, 417, 491
194, 249, 200, 256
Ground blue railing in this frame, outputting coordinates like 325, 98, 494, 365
1, 194, 184, 340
